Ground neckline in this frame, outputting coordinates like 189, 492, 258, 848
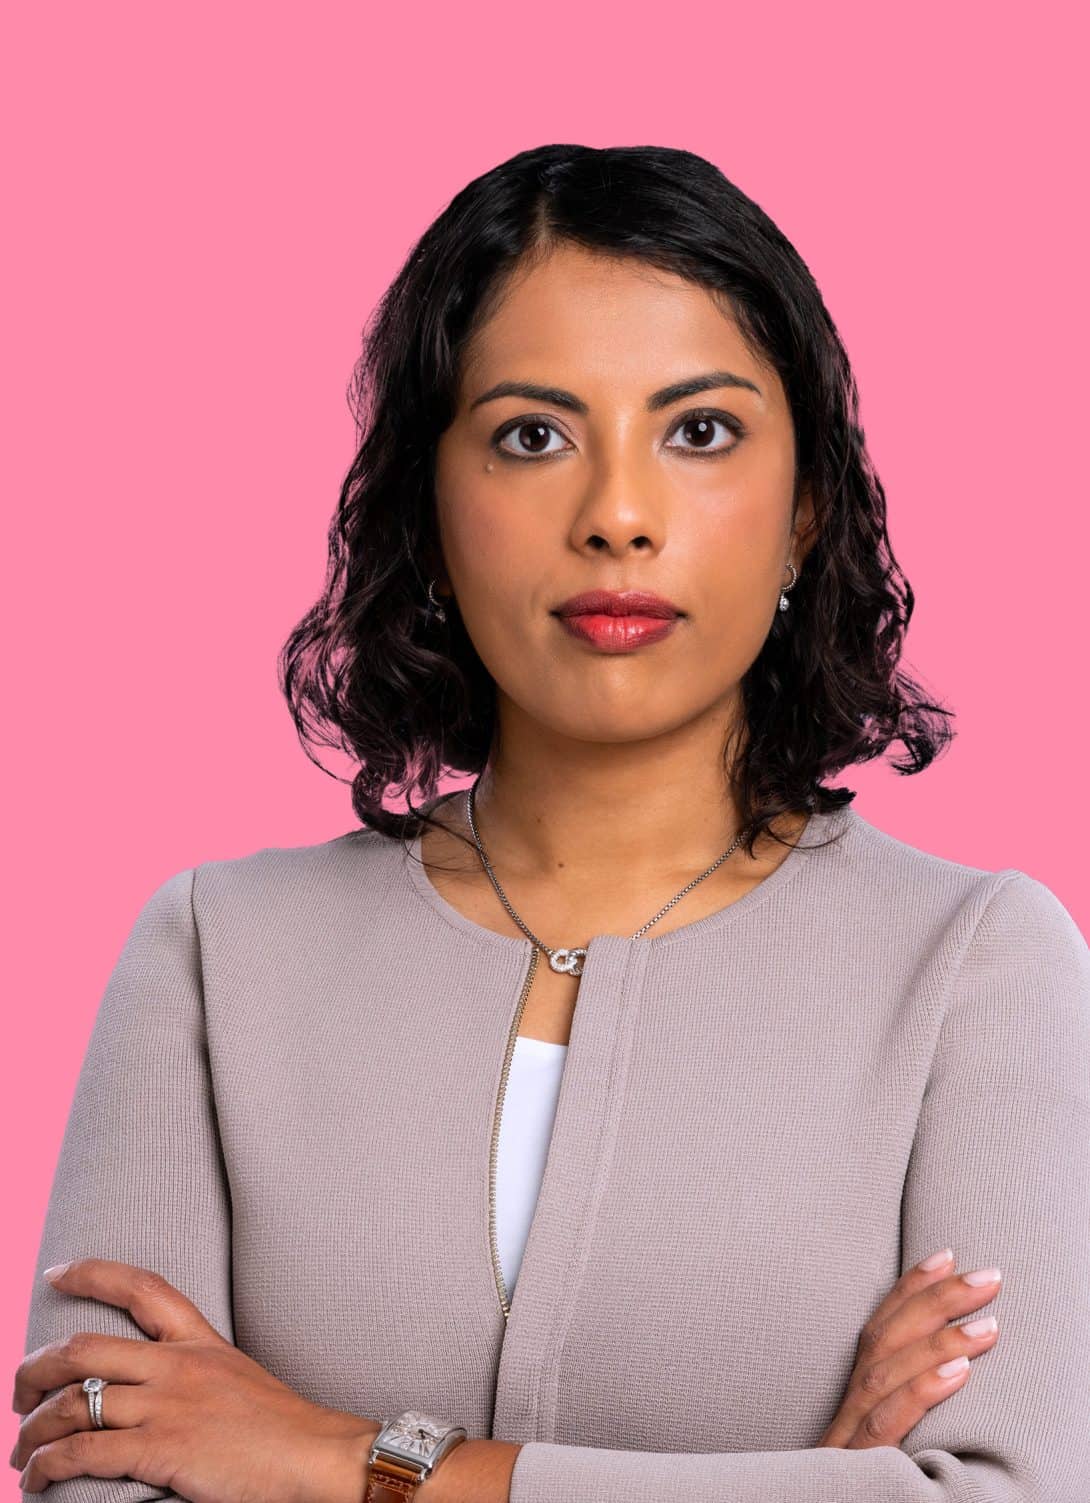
399, 802, 860, 956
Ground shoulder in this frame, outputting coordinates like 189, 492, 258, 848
846, 813, 1089, 1068
836, 805, 1011, 889
835, 815, 1089, 1096
836, 808, 1083, 936
185, 827, 399, 914
944, 866, 1090, 1058
831, 808, 1088, 997
96, 830, 403, 946
121, 829, 402, 949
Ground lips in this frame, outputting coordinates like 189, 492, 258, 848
553, 589, 682, 619
556, 613, 679, 651
551, 589, 683, 654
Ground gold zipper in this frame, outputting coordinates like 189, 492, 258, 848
488, 943, 540, 1320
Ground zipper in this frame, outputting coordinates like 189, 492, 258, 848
488, 943, 540, 1320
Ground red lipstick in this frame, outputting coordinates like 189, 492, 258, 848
552, 589, 683, 654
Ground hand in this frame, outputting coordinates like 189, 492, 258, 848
11, 1258, 379, 1502
817, 1247, 1002, 1449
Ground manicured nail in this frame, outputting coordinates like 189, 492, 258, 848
962, 1316, 998, 1338
963, 1266, 1002, 1286
936, 1355, 969, 1378
43, 1263, 70, 1282
919, 1247, 953, 1271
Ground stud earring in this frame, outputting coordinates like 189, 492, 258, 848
426, 578, 448, 625
779, 562, 799, 612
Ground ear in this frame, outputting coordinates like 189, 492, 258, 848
792, 483, 821, 566
423, 545, 451, 595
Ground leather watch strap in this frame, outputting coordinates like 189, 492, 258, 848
363, 1453, 427, 1502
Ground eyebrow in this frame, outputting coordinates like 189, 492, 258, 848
468, 369, 763, 415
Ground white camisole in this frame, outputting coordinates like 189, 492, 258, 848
495, 1034, 569, 1300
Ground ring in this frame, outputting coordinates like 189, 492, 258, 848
82, 1376, 108, 1429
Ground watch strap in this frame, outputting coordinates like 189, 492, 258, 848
364, 1454, 427, 1502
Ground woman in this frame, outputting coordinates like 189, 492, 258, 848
12, 144, 1089, 1502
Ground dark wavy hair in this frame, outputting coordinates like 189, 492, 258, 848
279, 143, 954, 862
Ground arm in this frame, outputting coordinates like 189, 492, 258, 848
496, 872, 1090, 1503
18, 867, 234, 1503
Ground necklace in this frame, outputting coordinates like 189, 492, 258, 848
463, 773, 745, 977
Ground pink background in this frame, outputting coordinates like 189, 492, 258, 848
4, 1, 1086, 1488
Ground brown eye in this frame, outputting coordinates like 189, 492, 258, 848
493, 418, 569, 460
664, 410, 742, 456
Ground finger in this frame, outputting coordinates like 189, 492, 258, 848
13, 1333, 164, 1416
818, 1247, 959, 1449
20, 1427, 165, 1494
856, 1247, 955, 1341
823, 1314, 1000, 1446
863, 1266, 1003, 1361
844, 1357, 972, 1449
12, 1381, 144, 1472
40, 1259, 221, 1344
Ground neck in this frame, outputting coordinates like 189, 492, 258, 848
456, 701, 801, 891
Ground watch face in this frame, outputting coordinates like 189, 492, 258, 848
380, 1411, 449, 1461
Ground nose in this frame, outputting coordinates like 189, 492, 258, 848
566, 451, 665, 556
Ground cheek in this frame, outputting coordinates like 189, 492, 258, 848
446, 496, 518, 574
438, 490, 542, 655
672, 504, 792, 668
682, 486, 790, 600
435, 450, 521, 573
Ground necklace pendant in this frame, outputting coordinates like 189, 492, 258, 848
549, 947, 587, 976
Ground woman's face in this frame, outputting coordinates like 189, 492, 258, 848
433, 243, 815, 749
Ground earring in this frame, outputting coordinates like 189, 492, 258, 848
426, 578, 447, 625
778, 562, 799, 613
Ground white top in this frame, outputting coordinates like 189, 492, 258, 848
496, 1033, 569, 1300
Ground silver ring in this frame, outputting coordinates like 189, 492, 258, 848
82, 1376, 108, 1429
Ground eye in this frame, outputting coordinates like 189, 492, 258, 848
492, 417, 571, 461
490, 406, 745, 463
663, 408, 744, 457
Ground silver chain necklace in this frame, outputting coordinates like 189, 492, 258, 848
463, 773, 745, 977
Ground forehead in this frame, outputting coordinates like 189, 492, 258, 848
459, 243, 775, 406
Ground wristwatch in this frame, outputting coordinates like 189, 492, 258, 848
363, 1409, 468, 1500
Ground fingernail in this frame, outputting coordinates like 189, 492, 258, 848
919, 1247, 953, 1271
962, 1316, 998, 1338
936, 1355, 970, 1378
42, 1263, 69, 1282
963, 1266, 1002, 1286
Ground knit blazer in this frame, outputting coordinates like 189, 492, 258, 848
20, 803, 1090, 1502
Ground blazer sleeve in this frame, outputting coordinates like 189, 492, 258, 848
508, 870, 1090, 1503
19, 866, 235, 1503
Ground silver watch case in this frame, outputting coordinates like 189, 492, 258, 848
369, 1409, 468, 1478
